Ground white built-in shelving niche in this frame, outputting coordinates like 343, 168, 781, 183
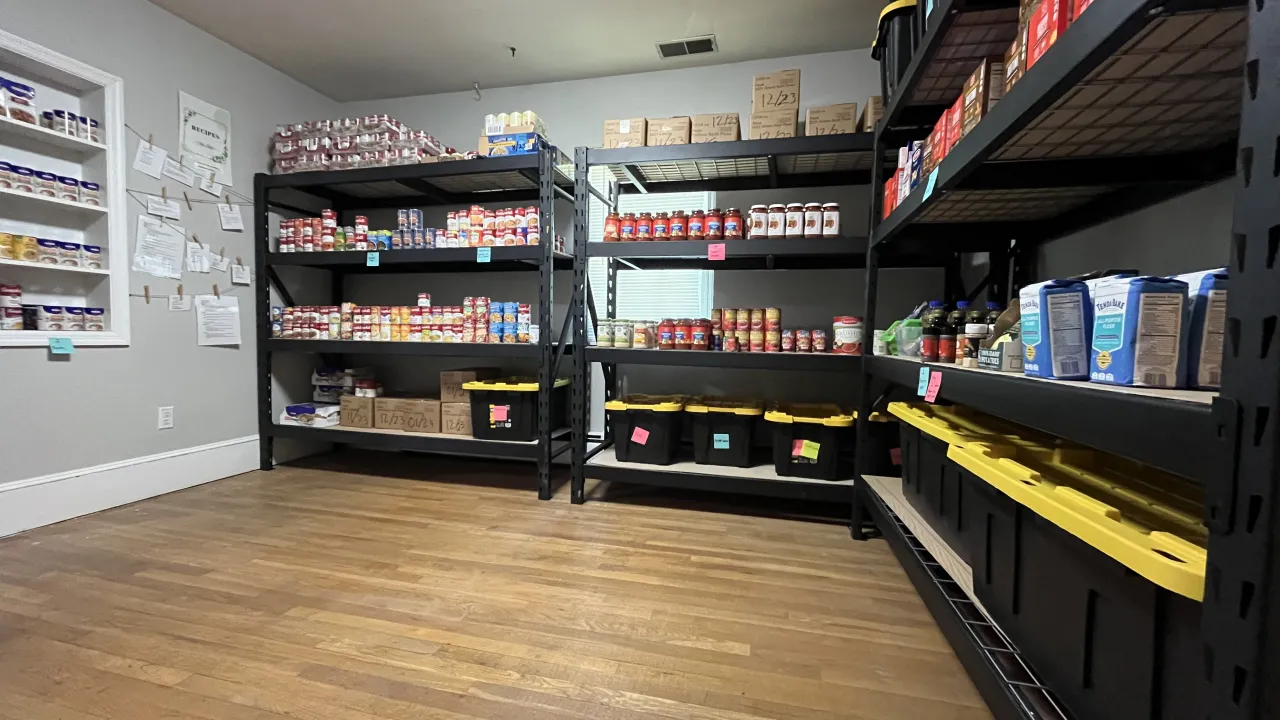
0, 29, 128, 347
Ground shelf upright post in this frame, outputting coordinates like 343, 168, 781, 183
254, 174, 274, 471
1203, 3, 1280, 716
572, 147, 591, 504
536, 144, 556, 500
854, 136, 890, 540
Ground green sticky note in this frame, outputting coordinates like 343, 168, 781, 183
366, 251, 380, 267
922, 169, 938, 201
800, 440, 820, 460
48, 337, 75, 354
477, 247, 491, 263
713, 433, 730, 449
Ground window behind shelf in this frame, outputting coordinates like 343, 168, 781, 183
586, 167, 714, 323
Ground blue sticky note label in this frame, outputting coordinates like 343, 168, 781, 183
49, 337, 74, 354
476, 247, 491, 263
917, 366, 931, 396
366, 251, 380, 267
713, 433, 730, 450
922, 169, 938, 202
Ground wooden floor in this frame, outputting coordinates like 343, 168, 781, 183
0, 454, 992, 720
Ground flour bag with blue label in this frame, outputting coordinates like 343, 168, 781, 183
1019, 279, 1090, 379
1089, 276, 1188, 387
1172, 268, 1228, 389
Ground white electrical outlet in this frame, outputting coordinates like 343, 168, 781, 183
157, 406, 175, 430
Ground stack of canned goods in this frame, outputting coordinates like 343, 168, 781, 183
271, 295, 538, 344
276, 205, 562, 253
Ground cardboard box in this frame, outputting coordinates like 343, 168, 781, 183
978, 336, 1025, 372
858, 96, 884, 131
748, 109, 798, 140
478, 132, 542, 157
804, 103, 858, 136
375, 397, 410, 431
1026, 0, 1071, 70
442, 403, 473, 436
402, 398, 441, 434
340, 395, 374, 429
752, 69, 800, 112
1004, 26, 1027, 94
946, 96, 965, 152
961, 58, 1006, 136
602, 118, 646, 148
645, 117, 691, 146
692, 113, 740, 143
440, 368, 499, 403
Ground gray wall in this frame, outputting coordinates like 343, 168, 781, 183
0, 0, 339, 484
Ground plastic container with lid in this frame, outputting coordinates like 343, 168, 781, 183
748, 205, 768, 239
785, 203, 805, 238
765, 403, 894, 480
803, 203, 823, 238
669, 211, 688, 240
767, 204, 786, 238
461, 376, 570, 442
705, 208, 723, 240
724, 208, 743, 239
688, 210, 706, 240
606, 395, 687, 465
832, 316, 864, 354
686, 397, 765, 467
822, 203, 841, 237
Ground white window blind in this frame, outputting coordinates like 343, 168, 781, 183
587, 167, 714, 322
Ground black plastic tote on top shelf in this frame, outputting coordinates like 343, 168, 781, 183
764, 403, 857, 481
686, 398, 763, 468
462, 377, 569, 442
871, 0, 920, 109
606, 395, 685, 465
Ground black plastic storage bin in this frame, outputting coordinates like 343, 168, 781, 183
462, 377, 569, 442
949, 441, 1208, 720
606, 395, 685, 465
871, 0, 920, 109
764, 404, 855, 481
686, 398, 763, 468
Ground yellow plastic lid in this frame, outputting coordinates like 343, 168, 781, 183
872, 0, 920, 54
764, 403, 854, 427
604, 394, 685, 412
888, 402, 1061, 451
461, 376, 571, 392
685, 397, 764, 416
948, 441, 1207, 600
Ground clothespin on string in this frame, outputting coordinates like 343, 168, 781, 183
143, 286, 151, 304
212, 284, 221, 299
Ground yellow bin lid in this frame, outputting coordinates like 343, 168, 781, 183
765, 403, 855, 427
888, 402, 1062, 451
462, 376, 570, 392
948, 441, 1207, 600
605, 394, 686, 412
685, 397, 764, 416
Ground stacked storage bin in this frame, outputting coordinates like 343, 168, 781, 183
462, 377, 570, 441
887, 401, 1207, 720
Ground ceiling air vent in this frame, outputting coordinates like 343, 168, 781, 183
656, 35, 718, 59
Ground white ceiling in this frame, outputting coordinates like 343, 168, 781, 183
149, 0, 882, 102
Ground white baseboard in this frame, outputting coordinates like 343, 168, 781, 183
0, 436, 259, 538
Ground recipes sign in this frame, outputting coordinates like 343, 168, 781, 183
179, 91, 233, 186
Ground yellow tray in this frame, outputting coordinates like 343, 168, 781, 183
462, 377, 571, 392
949, 441, 1207, 600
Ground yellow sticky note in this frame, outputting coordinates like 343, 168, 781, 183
800, 440, 820, 459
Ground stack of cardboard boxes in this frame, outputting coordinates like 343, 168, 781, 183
339, 368, 498, 437
601, 69, 879, 147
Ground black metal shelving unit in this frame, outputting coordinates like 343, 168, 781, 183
253, 145, 576, 499
568, 134, 947, 506
854, 0, 1263, 716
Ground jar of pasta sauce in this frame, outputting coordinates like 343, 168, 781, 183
748, 205, 768, 238
688, 210, 706, 240
785, 203, 804, 238
653, 212, 670, 239
822, 203, 841, 237
705, 208, 723, 240
804, 203, 823, 238
657, 318, 675, 349
767, 204, 786, 238
832, 316, 864, 354
619, 213, 637, 240
669, 211, 687, 240
674, 319, 692, 350
637, 212, 653, 240
724, 208, 743, 239
604, 212, 621, 241
691, 319, 711, 350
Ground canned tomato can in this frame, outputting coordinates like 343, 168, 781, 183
749, 308, 765, 330
355, 215, 369, 234
735, 329, 750, 349
832, 316, 864, 354
765, 329, 780, 352
781, 328, 795, 351
712, 328, 724, 351
711, 308, 721, 330
735, 309, 750, 330
321, 209, 337, 228
812, 328, 828, 352
723, 335, 739, 352
749, 330, 764, 353
765, 307, 781, 330
721, 309, 737, 332
796, 329, 812, 352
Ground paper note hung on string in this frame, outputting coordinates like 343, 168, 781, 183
231, 264, 250, 285
132, 141, 167, 179
210, 254, 231, 273
146, 195, 182, 220
197, 174, 222, 197
168, 295, 193, 311
161, 157, 195, 187
186, 241, 211, 273
195, 295, 241, 346
218, 203, 244, 231
132, 216, 185, 280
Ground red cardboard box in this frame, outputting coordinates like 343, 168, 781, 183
1026, 0, 1071, 70
1074, 0, 1094, 18
884, 176, 898, 218
946, 97, 964, 153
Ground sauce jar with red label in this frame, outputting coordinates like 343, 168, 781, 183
669, 211, 688, 240
604, 212, 621, 241
804, 203, 823, 238
705, 208, 723, 240
691, 319, 711, 350
688, 210, 706, 240
767, 204, 786, 238
637, 212, 653, 240
657, 318, 675, 349
674, 319, 692, 350
619, 213, 637, 240
653, 212, 670, 239
724, 208, 743, 239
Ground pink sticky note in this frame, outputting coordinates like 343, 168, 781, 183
492, 405, 509, 422
707, 243, 726, 261
890, 447, 902, 465
631, 427, 650, 445
924, 372, 943, 403
792, 439, 805, 457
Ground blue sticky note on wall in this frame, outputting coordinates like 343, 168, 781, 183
922, 169, 938, 202
917, 366, 931, 396
477, 247, 492, 263
49, 337, 75, 354
713, 433, 730, 449
366, 251, 380, 267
